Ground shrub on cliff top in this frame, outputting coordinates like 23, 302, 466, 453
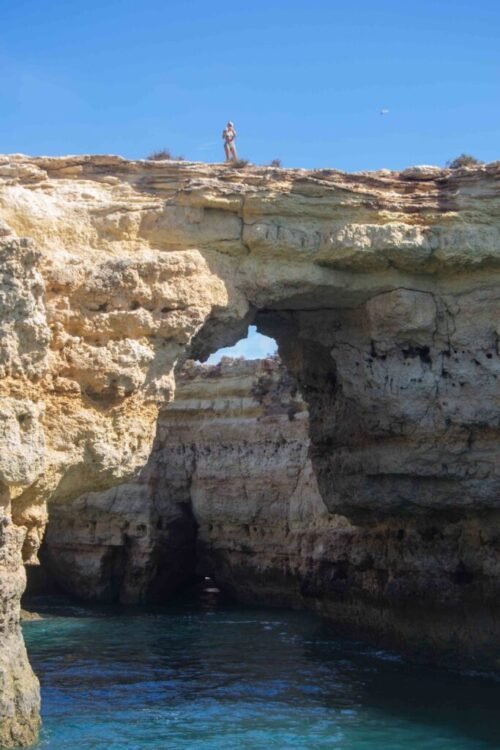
147, 149, 185, 161
269, 158, 282, 168
446, 154, 484, 169
230, 158, 250, 169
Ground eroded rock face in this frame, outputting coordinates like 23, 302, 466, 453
1, 155, 499, 556
40, 447, 197, 604
39, 358, 500, 667
0, 517, 40, 748
1, 155, 500, 746
39, 358, 314, 603
259, 285, 500, 520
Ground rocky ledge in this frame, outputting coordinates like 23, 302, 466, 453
1, 155, 500, 746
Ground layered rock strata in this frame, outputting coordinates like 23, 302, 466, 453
0, 154, 500, 745
38, 358, 314, 602
40, 357, 500, 668
39, 430, 198, 604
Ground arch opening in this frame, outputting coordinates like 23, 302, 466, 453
24, 290, 500, 666
24, 349, 320, 609
205, 325, 277, 364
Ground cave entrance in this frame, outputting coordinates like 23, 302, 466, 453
23, 325, 291, 609
23, 308, 336, 611
21, 303, 349, 614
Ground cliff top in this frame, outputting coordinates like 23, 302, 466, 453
1, 152, 500, 277
2, 152, 499, 181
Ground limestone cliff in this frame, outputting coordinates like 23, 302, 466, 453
1, 154, 500, 746
39, 357, 318, 603
40, 357, 500, 668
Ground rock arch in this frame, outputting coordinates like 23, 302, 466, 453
1, 155, 500, 746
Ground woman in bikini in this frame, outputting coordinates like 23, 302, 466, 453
222, 121, 237, 162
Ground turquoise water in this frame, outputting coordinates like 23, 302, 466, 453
23, 597, 500, 750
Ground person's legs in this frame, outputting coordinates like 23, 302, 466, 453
224, 143, 231, 162
229, 142, 237, 161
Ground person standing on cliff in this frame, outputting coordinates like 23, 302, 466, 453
222, 121, 237, 162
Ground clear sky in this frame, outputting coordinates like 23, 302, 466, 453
2, 0, 498, 170
2, 0, 498, 359
206, 327, 277, 364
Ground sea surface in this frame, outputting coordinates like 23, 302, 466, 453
22, 595, 500, 750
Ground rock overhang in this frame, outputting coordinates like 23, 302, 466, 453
0, 154, 499, 518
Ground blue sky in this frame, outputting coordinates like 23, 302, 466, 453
2, 0, 498, 170
2, 0, 498, 359
206, 327, 277, 364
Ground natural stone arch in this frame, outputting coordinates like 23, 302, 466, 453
1, 155, 500, 747
191, 287, 500, 656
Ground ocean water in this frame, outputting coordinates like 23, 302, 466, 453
22, 596, 500, 750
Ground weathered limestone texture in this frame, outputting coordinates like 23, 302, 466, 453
42, 357, 500, 668
0, 517, 40, 748
40, 357, 318, 603
0, 154, 500, 745
40, 441, 197, 603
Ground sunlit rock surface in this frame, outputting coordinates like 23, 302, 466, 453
0, 518, 39, 748
1, 154, 500, 746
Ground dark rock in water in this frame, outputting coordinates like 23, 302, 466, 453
20, 610, 43, 622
